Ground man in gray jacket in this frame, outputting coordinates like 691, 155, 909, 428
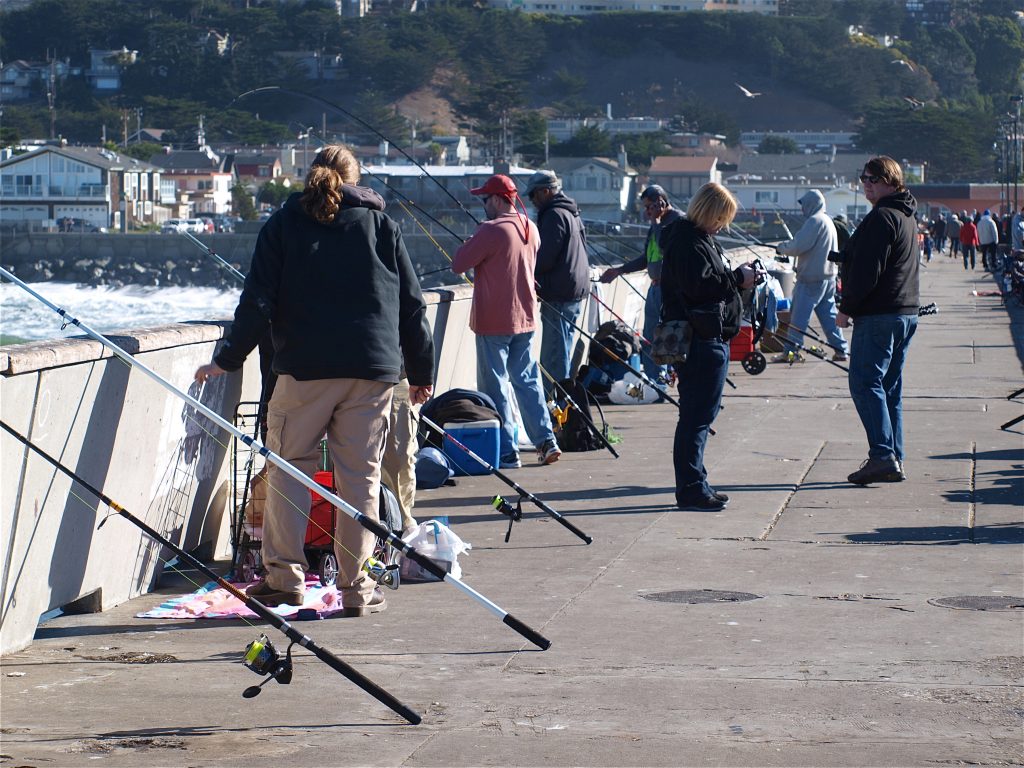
526, 169, 592, 397
774, 189, 848, 362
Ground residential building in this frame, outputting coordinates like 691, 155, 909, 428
739, 131, 857, 152
0, 145, 161, 229
907, 184, 1007, 219
231, 152, 283, 187
0, 58, 78, 102
727, 152, 873, 187
647, 156, 721, 202
147, 146, 233, 217
547, 117, 670, 143
544, 156, 638, 223
86, 47, 136, 92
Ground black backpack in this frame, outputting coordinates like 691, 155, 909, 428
553, 378, 605, 452
419, 388, 501, 449
588, 320, 641, 373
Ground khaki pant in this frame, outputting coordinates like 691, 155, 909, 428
262, 375, 393, 606
381, 379, 419, 531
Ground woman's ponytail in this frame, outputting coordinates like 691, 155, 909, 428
299, 144, 361, 225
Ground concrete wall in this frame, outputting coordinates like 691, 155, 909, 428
0, 277, 645, 654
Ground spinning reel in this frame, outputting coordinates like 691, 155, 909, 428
242, 634, 294, 698
491, 494, 524, 543
362, 555, 400, 590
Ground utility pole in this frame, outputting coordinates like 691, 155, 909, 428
1011, 94, 1022, 214
47, 56, 56, 140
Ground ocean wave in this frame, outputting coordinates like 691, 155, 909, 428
1, 282, 241, 343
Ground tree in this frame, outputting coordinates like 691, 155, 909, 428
758, 135, 801, 154
256, 179, 293, 209
551, 124, 611, 158
232, 182, 257, 221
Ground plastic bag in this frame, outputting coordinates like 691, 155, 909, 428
608, 372, 661, 405
398, 519, 472, 582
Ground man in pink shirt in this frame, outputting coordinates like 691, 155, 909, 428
452, 174, 562, 468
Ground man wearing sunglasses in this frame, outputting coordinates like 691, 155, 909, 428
599, 185, 683, 384
836, 156, 920, 486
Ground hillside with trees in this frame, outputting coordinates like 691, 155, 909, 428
1, 0, 1022, 180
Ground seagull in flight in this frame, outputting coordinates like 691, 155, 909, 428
891, 59, 915, 71
903, 96, 925, 110
735, 83, 762, 99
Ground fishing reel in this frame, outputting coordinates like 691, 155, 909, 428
362, 556, 400, 590
242, 633, 294, 698
491, 494, 523, 543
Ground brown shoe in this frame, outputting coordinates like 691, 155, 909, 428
246, 579, 304, 607
341, 588, 387, 617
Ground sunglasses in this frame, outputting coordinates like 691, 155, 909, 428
859, 174, 883, 184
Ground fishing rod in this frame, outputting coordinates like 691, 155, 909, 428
232, 86, 480, 226
417, 414, 592, 545
589, 286, 651, 346
537, 361, 619, 459
0, 267, 551, 651
0, 420, 421, 723
179, 230, 246, 282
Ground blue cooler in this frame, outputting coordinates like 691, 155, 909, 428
442, 419, 501, 476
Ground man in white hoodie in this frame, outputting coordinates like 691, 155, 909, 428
977, 209, 1000, 272
774, 189, 848, 362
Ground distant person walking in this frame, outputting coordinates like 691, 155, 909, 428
452, 174, 561, 469
960, 216, 979, 270
977, 210, 1000, 271
773, 189, 847, 363
525, 169, 591, 396
947, 214, 962, 260
599, 185, 683, 384
930, 215, 946, 254
836, 156, 919, 486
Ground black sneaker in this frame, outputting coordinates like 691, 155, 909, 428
847, 457, 904, 486
676, 495, 728, 511
246, 579, 304, 607
710, 489, 730, 503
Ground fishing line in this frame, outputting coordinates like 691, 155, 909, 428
0, 267, 551, 650
231, 86, 480, 225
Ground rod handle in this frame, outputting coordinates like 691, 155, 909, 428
503, 614, 552, 650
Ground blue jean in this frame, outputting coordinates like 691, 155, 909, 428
540, 299, 583, 397
848, 313, 917, 462
673, 337, 729, 502
784, 279, 847, 355
642, 282, 667, 381
476, 332, 556, 458
962, 244, 976, 269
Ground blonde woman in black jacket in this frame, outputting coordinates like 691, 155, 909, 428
660, 182, 760, 511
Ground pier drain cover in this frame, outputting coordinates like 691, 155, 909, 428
642, 589, 762, 605
928, 596, 1024, 611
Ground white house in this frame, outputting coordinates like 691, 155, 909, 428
0, 145, 161, 230
544, 156, 638, 223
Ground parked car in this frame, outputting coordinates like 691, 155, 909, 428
57, 217, 106, 233
161, 218, 206, 235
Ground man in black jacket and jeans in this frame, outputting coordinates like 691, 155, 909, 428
526, 170, 591, 398
837, 156, 919, 486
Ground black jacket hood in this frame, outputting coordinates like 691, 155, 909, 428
875, 189, 917, 218
281, 185, 386, 223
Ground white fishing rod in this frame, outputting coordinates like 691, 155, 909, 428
0, 266, 551, 651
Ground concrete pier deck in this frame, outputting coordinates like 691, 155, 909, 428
2, 255, 1022, 767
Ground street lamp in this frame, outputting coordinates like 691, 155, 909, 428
1010, 94, 1022, 214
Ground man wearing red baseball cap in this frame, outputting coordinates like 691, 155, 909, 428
452, 174, 562, 468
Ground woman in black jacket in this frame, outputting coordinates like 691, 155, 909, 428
660, 183, 760, 511
195, 144, 434, 612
